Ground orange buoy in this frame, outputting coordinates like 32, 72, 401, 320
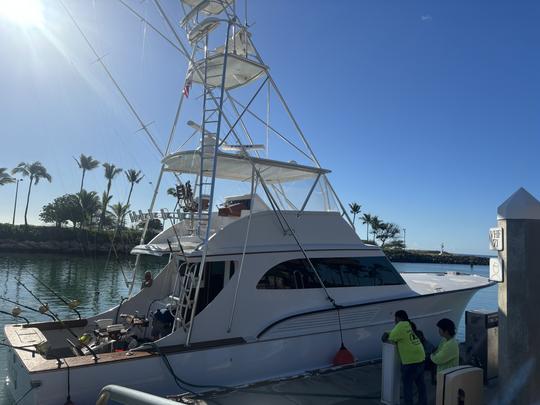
333, 343, 355, 366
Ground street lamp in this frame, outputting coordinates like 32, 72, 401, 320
12, 178, 23, 225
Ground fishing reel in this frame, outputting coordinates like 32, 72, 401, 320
120, 312, 149, 327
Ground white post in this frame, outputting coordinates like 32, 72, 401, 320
381, 342, 401, 404
497, 187, 540, 404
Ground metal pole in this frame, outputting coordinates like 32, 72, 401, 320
128, 167, 165, 296
403, 228, 406, 248
12, 179, 21, 225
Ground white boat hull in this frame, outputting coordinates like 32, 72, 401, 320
7, 287, 477, 405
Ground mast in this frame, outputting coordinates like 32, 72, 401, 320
155, 0, 354, 344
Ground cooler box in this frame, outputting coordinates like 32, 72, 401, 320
436, 365, 483, 405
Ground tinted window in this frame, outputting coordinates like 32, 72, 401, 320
256, 256, 404, 289
256, 259, 320, 289
196, 261, 235, 314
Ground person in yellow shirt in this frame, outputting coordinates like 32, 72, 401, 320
430, 318, 459, 373
382, 310, 427, 405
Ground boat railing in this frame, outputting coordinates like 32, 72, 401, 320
96, 385, 178, 405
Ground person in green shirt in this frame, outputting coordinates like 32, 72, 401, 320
430, 318, 459, 373
382, 310, 427, 405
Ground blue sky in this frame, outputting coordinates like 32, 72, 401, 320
0, 0, 539, 255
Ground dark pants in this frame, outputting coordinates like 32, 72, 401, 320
402, 362, 427, 405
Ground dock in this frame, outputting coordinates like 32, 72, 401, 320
177, 362, 498, 404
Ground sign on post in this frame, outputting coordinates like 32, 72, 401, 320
489, 257, 503, 282
489, 227, 504, 251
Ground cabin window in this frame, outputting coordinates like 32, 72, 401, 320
195, 261, 235, 314
256, 257, 405, 289
256, 259, 320, 289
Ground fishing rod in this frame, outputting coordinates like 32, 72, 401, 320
25, 272, 82, 319
0, 309, 29, 324
0, 296, 56, 321
13, 279, 99, 362
14, 277, 60, 321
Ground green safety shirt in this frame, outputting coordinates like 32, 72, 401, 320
388, 321, 426, 365
430, 337, 459, 372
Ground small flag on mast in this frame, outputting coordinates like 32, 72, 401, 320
182, 77, 192, 98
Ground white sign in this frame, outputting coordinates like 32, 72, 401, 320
489, 257, 503, 282
489, 227, 504, 251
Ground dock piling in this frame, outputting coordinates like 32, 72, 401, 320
496, 187, 540, 404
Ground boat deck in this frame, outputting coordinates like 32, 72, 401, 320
4, 324, 152, 373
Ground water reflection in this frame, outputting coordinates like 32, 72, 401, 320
0, 252, 166, 405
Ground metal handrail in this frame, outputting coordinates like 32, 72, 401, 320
96, 385, 178, 405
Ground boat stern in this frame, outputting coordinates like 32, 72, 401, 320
4, 324, 41, 405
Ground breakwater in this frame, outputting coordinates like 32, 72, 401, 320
385, 249, 489, 265
0, 224, 158, 255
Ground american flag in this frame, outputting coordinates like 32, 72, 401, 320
182, 78, 192, 98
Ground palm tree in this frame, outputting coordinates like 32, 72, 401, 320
77, 189, 101, 227
370, 215, 382, 243
361, 213, 373, 241
125, 169, 144, 207
109, 202, 131, 229
74, 154, 100, 193
348, 202, 361, 229
0, 168, 15, 186
100, 192, 114, 229
99, 163, 122, 229
167, 187, 179, 199
167, 186, 181, 213
12, 162, 52, 226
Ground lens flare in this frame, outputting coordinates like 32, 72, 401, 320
0, 0, 44, 28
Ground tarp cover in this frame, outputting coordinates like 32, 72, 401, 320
162, 150, 330, 183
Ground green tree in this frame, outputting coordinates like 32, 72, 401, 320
109, 202, 130, 229
370, 215, 382, 243
138, 218, 163, 231
348, 202, 361, 229
125, 169, 144, 207
0, 168, 15, 186
168, 186, 181, 213
361, 213, 373, 241
77, 189, 101, 228
167, 187, 179, 199
385, 239, 405, 250
12, 162, 52, 226
100, 191, 114, 229
40, 194, 82, 228
374, 222, 401, 247
74, 154, 100, 193
99, 163, 122, 229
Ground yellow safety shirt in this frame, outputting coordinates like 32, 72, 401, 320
388, 321, 426, 365
430, 337, 459, 372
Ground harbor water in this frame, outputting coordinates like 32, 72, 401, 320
0, 254, 496, 404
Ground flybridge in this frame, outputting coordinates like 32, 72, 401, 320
162, 150, 331, 183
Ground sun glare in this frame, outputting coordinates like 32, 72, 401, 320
0, 0, 44, 28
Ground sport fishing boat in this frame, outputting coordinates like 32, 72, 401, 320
4, 1, 493, 404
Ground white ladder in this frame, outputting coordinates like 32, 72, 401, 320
171, 262, 201, 332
